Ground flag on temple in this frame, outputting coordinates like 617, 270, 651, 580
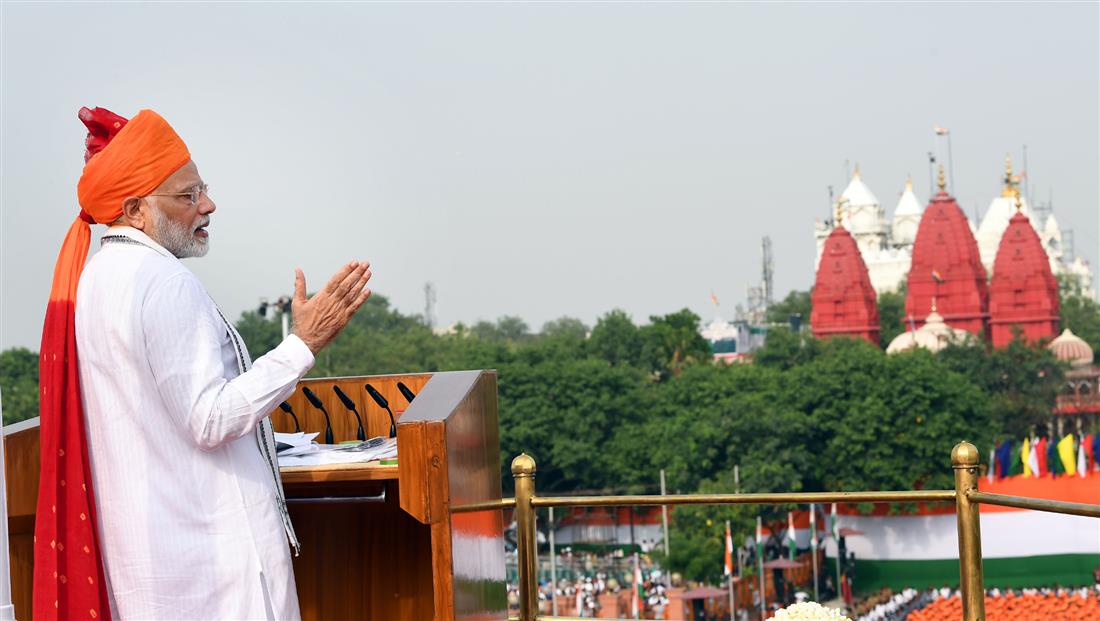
724, 522, 734, 577
1022, 438, 1032, 477
787, 512, 797, 560
1057, 435, 1076, 476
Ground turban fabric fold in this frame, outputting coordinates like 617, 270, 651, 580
35, 108, 189, 621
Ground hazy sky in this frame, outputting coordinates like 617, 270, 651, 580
2, 2, 1097, 351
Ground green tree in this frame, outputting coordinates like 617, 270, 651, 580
0, 347, 39, 425
540, 317, 588, 340
754, 327, 821, 371
938, 339, 1062, 438
1058, 275, 1100, 362
876, 282, 907, 349
235, 310, 283, 358
587, 310, 644, 367
766, 289, 812, 329
639, 309, 712, 378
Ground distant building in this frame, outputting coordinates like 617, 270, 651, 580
988, 194, 1060, 347
906, 168, 990, 337
811, 225, 880, 344
814, 158, 1093, 299
814, 166, 913, 294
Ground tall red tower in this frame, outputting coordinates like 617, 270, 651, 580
811, 225, 880, 344
989, 194, 1060, 347
906, 168, 989, 336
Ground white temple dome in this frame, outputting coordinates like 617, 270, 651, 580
891, 177, 922, 246
839, 166, 880, 209
886, 308, 972, 354
1047, 328, 1094, 367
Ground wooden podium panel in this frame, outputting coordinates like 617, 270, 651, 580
280, 370, 507, 621
5, 369, 507, 621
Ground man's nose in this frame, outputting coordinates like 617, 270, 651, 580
199, 194, 216, 214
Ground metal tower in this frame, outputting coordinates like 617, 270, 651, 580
424, 282, 437, 329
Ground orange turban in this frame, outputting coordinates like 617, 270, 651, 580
77, 109, 191, 224
35, 108, 189, 621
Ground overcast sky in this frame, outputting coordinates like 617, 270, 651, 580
2, 2, 1097, 351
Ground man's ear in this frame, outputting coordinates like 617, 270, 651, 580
121, 196, 147, 230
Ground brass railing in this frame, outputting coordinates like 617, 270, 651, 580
463, 441, 1100, 621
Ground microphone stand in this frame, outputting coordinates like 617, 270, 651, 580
301, 387, 335, 444
364, 383, 398, 439
278, 401, 302, 433
333, 386, 367, 441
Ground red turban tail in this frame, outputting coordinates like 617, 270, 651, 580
35, 108, 189, 621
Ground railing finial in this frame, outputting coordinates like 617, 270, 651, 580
512, 453, 537, 477
951, 441, 980, 468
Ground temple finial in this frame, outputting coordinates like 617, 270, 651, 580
1014, 187, 1023, 213
853, 163, 861, 179
905, 175, 913, 191
937, 165, 946, 192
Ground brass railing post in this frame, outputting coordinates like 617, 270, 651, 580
952, 441, 986, 621
512, 454, 539, 621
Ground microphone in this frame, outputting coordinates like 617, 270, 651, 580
301, 387, 335, 444
364, 383, 397, 438
396, 381, 417, 404
332, 386, 366, 441
278, 401, 301, 433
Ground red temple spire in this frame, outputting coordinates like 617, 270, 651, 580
989, 193, 1060, 347
906, 166, 989, 336
811, 226, 880, 344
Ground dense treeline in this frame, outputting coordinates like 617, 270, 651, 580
2, 284, 1098, 582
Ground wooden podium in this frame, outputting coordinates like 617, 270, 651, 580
4, 369, 508, 621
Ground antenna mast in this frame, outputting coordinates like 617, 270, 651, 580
423, 282, 437, 329
761, 236, 774, 308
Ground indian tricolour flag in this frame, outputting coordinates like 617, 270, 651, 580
632, 552, 642, 619
756, 516, 764, 559
724, 522, 734, 576
824, 474, 1099, 592
830, 503, 839, 541
787, 511, 797, 560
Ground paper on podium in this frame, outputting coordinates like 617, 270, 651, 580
277, 437, 397, 467
274, 431, 319, 457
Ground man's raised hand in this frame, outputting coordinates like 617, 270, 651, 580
291, 261, 372, 354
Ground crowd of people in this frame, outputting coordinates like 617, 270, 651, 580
853, 587, 929, 621
908, 585, 1100, 621
506, 566, 673, 618
847, 585, 1100, 621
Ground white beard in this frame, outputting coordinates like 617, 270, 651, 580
150, 207, 209, 259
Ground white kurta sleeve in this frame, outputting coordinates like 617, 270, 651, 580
142, 271, 315, 450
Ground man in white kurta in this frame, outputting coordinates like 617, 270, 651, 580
48, 107, 372, 620
76, 225, 312, 619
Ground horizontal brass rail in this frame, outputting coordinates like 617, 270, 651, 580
451, 498, 517, 513
530, 490, 956, 508
967, 491, 1100, 518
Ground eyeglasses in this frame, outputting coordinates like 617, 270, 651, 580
144, 183, 210, 206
